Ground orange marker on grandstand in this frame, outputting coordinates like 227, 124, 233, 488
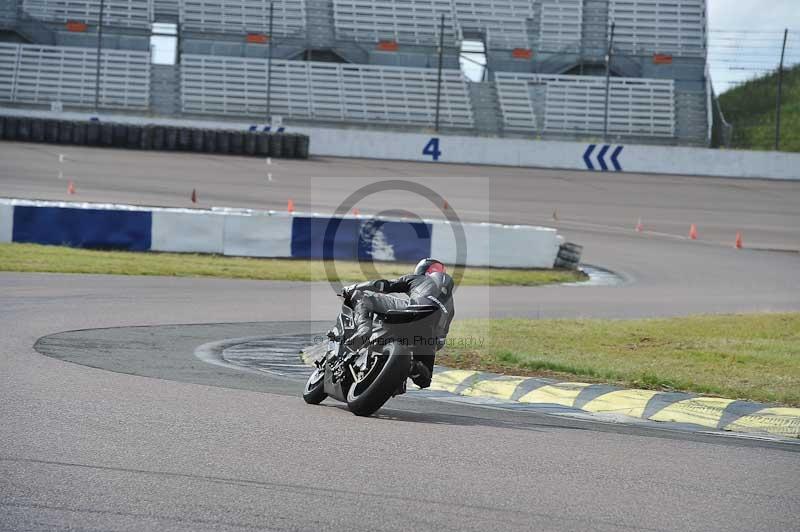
689, 224, 698, 240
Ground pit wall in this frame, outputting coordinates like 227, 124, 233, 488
0, 199, 562, 269
1, 107, 798, 181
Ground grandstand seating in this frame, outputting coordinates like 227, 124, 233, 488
332, 0, 457, 46
21, 0, 152, 29
0, 43, 150, 109
538, 0, 583, 53
610, 0, 706, 57
495, 72, 675, 137
180, 0, 306, 37
450, 0, 533, 50
181, 54, 475, 128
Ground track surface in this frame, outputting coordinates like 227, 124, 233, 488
2, 146, 800, 530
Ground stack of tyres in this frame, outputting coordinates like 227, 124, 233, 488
126, 125, 141, 149
59, 121, 73, 144
5, 117, 18, 140
191, 129, 205, 152
164, 127, 178, 150
45, 120, 59, 143
554, 243, 583, 270
216, 130, 230, 154
229, 131, 244, 155
244, 131, 257, 156
256, 132, 270, 156
282, 133, 297, 158
296, 134, 310, 159
0, 118, 312, 160
269, 133, 283, 159
16, 117, 32, 141
73, 121, 88, 145
203, 129, 216, 153
87, 121, 100, 145
151, 126, 165, 150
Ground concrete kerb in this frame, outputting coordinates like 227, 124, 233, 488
299, 344, 800, 439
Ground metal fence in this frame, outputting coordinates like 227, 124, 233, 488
179, 0, 306, 36
181, 54, 475, 128
21, 0, 152, 29
0, 43, 150, 109
495, 72, 676, 137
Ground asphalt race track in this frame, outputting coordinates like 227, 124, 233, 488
2, 144, 800, 531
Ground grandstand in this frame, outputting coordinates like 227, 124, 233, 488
0, 0, 711, 146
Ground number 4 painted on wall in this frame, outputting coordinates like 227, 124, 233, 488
423, 138, 442, 161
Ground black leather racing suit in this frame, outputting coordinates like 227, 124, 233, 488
347, 272, 455, 376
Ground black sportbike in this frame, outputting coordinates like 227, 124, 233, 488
303, 293, 440, 416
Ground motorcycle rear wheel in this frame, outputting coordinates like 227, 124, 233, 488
303, 368, 327, 405
346, 342, 410, 416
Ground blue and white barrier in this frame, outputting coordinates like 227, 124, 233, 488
0, 199, 562, 268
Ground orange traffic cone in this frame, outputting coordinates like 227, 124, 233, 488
689, 224, 698, 240
635, 217, 643, 232
443, 199, 450, 211
67, 180, 75, 195
352, 207, 360, 216
191, 188, 197, 204
735, 232, 743, 249
287, 199, 295, 213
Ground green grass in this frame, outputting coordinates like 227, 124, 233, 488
0, 243, 585, 286
718, 64, 800, 152
440, 314, 800, 406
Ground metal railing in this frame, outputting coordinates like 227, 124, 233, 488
179, 0, 305, 36
0, 43, 150, 109
21, 0, 152, 29
610, 0, 706, 57
181, 54, 474, 128
495, 72, 676, 137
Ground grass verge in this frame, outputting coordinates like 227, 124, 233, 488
0, 243, 586, 286
441, 314, 800, 406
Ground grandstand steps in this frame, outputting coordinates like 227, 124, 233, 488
468, 81, 502, 136
0, 0, 16, 29
151, 64, 181, 116
675, 90, 710, 146
580, 0, 608, 63
153, 0, 179, 23
305, 0, 334, 50
14, 12, 55, 45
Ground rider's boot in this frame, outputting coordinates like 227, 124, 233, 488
345, 300, 372, 351
409, 359, 432, 388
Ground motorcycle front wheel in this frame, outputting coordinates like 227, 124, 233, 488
303, 367, 327, 405
346, 342, 410, 416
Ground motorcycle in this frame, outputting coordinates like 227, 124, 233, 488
303, 293, 440, 416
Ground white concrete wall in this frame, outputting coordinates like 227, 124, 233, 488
3, 106, 798, 181
222, 214, 294, 258
430, 220, 559, 268
0, 203, 13, 243
151, 211, 225, 254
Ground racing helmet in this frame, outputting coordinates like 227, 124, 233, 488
414, 258, 446, 276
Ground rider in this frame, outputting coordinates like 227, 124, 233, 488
342, 258, 455, 388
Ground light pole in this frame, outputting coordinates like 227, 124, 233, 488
603, 21, 616, 141
94, 0, 105, 111
434, 13, 445, 132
